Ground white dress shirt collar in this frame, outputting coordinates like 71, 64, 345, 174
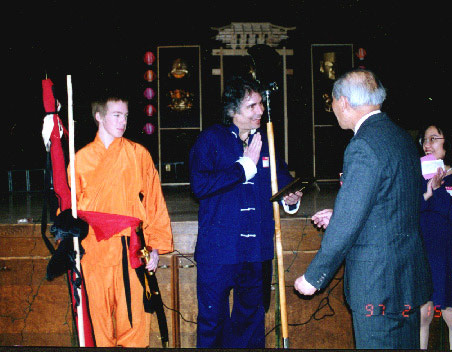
354, 110, 381, 134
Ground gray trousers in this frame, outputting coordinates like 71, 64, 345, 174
352, 306, 420, 349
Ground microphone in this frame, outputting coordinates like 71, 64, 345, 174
263, 81, 279, 122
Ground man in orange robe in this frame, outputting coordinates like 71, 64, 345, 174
71, 93, 173, 347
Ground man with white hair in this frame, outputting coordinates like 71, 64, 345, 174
294, 68, 432, 349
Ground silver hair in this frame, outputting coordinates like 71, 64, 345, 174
332, 69, 386, 108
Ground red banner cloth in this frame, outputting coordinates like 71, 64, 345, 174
42, 79, 71, 211
42, 78, 95, 347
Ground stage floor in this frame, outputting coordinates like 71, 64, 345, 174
0, 183, 339, 224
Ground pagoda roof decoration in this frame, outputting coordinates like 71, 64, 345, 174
212, 22, 296, 49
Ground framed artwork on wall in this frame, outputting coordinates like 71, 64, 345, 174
158, 46, 201, 128
157, 45, 202, 184
311, 44, 354, 180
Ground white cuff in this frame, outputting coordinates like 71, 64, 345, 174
282, 199, 300, 214
237, 157, 257, 182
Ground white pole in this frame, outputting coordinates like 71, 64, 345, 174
67, 75, 85, 347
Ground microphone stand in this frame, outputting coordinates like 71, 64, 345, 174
265, 85, 289, 348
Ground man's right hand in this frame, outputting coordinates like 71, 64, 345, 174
243, 132, 262, 165
294, 274, 317, 295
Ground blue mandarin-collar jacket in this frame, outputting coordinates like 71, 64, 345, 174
189, 123, 294, 264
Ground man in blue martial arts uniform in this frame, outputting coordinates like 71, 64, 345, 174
189, 75, 302, 348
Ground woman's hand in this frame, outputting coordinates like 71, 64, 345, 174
431, 167, 446, 190
424, 167, 446, 201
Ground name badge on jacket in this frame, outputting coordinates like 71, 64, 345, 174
262, 156, 269, 168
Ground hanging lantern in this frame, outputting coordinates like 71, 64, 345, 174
356, 48, 366, 60
144, 87, 155, 100
143, 122, 155, 135
144, 51, 156, 65
144, 69, 156, 82
145, 104, 156, 116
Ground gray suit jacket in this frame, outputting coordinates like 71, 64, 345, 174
305, 112, 432, 314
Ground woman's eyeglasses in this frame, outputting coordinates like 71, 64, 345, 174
419, 136, 445, 146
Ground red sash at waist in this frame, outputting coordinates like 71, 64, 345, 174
77, 210, 143, 269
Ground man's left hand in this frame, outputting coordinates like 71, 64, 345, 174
283, 190, 303, 205
312, 208, 333, 229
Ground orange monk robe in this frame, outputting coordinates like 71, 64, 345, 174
71, 134, 173, 347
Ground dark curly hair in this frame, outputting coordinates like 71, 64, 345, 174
418, 122, 452, 166
222, 76, 263, 125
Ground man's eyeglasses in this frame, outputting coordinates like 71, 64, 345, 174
419, 136, 445, 145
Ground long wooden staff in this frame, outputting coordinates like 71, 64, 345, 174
67, 75, 85, 347
265, 90, 289, 348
